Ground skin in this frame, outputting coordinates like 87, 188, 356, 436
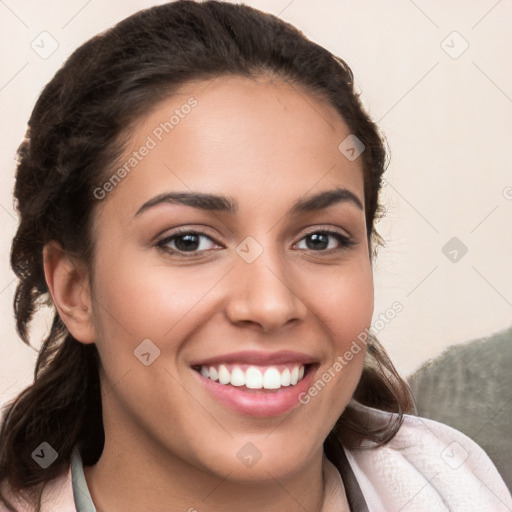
43, 75, 374, 512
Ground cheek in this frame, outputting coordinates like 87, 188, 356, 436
302, 256, 373, 410
311, 256, 374, 350
88, 253, 213, 437
88, 248, 235, 400
91, 252, 219, 342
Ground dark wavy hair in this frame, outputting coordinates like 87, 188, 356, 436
0, 1, 414, 509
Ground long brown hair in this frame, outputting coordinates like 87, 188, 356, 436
0, 1, 413, 509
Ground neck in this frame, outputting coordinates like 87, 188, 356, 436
84, 430, 329, 512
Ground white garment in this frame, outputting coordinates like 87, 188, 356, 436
326, 412, 512, 511
1, 413, 511, 511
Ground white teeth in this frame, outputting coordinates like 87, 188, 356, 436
218, 364, 231, 385
245, 366, 263, 389
230, 366, 245, 387
198, 364, 306, 389
263, 367, 281, 389
209, 366, 218, 381
290, 366, 299, 385
280, 368, 291, 386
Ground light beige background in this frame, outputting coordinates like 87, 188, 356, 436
1, 0, 511, 409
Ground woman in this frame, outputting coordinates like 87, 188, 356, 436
0, 1, 510, 510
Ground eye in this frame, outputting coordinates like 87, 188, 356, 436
157, 229, 221, 256
156, 227, 355, 258
295, 229, 355, 252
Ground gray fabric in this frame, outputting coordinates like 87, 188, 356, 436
408, 326, 512, 491
71, 447, 97, 512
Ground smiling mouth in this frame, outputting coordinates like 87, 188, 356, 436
191, 363, 313, 391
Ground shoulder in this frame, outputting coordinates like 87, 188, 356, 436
345, 409, 512, 511
0, 467, 74, 512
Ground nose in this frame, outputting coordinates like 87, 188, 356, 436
224, 244, 308, 332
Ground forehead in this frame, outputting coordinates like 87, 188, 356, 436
94, 75, 365, 223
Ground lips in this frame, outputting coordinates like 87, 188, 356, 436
190, 350, 318, 416
191, 350, 316, 367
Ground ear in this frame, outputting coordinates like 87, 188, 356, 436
43, 241, 96, 344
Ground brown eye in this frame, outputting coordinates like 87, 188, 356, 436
295, 230, 355, 252
157, 230, 221, 256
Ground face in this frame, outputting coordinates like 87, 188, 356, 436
87, 75, 374, 482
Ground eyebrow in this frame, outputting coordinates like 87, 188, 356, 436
134, 186, 364, 218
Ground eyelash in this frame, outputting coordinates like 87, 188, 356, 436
156, 227, 356, 257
